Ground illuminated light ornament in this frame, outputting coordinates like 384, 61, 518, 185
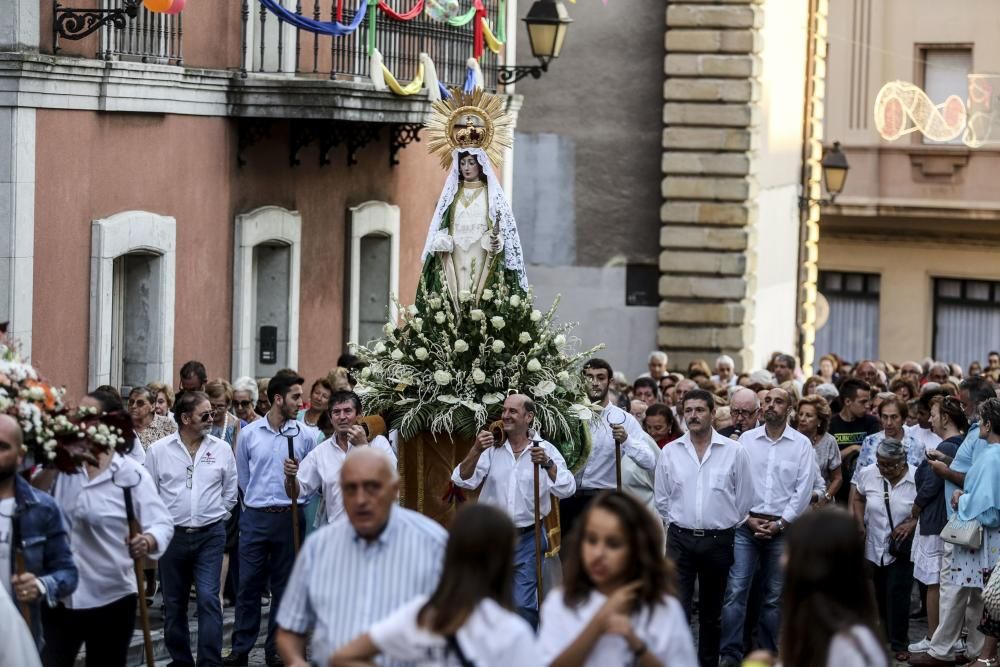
426, 0, 460, 22
964, 75, 1000, 147
874, 80, 966, 143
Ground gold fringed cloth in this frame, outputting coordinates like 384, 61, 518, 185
398, 431, 563, 554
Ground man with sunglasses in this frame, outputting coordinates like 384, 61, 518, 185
145, 390, 238, 667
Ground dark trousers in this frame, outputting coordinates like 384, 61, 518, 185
159, 521, 226, 666
41, 594, 137, 667
558, 489, 602, 539
667, 525, 735, 667
231, 507, 303, 657
872, 557, 914, 651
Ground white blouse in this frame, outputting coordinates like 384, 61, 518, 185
538, 589, 698, 667
369, 594, 541, 667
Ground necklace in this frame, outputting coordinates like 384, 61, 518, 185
458, 184, 484, 209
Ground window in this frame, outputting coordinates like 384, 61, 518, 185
347, 201, 400, 347
921, 47, 972, 145
233, 207, 301, 380
90, 211, 176, 391
625, 264, 659, 307
814, 271, 880, 363
933, 278, 1000, 371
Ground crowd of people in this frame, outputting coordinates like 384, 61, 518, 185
5, 348, 1000, 667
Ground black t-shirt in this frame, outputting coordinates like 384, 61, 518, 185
828, 413, 880, 451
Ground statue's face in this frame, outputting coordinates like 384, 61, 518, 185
459, 155, 481, 182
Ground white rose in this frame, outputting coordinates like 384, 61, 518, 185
492, 340, 505, 353
472, 368, 486, 384
509, 294, 521, 307
435, 312, 446, 324
390, 349, 404, 361
437, 394, 460, 404
412, 318, 423, 332
454, 339, 469, 353
530, 309, 542, 322
459, 289, 473, 303
518, 332, 531, 344
415, 347, 429, 361
490, 316, 505, 330
470, 309, 484, 322
482, 392, 503, 405
433, 370, 452, 385
531, 380, 557, 397
554, 334, 566, 347
482, 288, 494, 300
427, 297, 442, 309
383, 322, 395, 336
374, 342, 387, 354
526, 358, 542, 372
407, 305, 418, 316
361, 367, 372, 379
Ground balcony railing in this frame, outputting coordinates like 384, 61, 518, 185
97, 1, 183, 64
241, 0, 504, 91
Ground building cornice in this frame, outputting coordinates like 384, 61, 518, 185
0, 52, 435, 123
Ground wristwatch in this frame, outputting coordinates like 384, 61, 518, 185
540, 458, 554, 471
776, 518, 788, 532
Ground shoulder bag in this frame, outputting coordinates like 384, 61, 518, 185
941, 515, 983, 549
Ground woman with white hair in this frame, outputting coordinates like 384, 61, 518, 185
232, 376, 259, 425
851, 437, 918, 661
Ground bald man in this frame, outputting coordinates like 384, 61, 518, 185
453, 394, 575, 627
276, 449, 446, 666
719, 388, 760, 439
0, 414, 77, 647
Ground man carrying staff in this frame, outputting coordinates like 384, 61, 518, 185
451, 394, 576, 628
226, 372, 318, 667
559, 358, 654, 535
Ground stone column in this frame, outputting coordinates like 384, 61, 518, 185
659, 0, 762, 371
0, 107, 36, 360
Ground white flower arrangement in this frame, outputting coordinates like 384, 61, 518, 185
354, 269, 602, 471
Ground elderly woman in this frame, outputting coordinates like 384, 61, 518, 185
127, 386, 177, 450
906, 396, 968, 654
147, 381, 174, 417
204, 379, 239, 449
802, 375, 824, 397
855, 395, 925, 470
852, 438, 918, 660
950, 398, 1000, 665
232, 376, 260, 425
255, 378, 270, 417
795, 396, 842, 503
890, 378, 919, 404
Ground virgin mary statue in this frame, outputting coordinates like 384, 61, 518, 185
419, 89, 527, 315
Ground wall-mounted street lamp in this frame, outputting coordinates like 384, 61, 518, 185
497, 0, 573, 85
800, 141, 850, 208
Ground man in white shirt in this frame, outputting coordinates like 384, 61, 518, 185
719, 387, 818, 667
452, 394, 576, 627
283, 391, 396, 526
145, 391, 238, 667
559, 359, 656, 535
654, 389, 754, 667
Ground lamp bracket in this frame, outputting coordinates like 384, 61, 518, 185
497, 58, 550, 85
53, 0, 141, 45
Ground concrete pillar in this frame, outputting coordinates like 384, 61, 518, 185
0, 107, 36, 359
0, 0, 39, 51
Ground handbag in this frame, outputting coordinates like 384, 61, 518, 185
940, 516, 983, 549
984, 558, 1000, 617
882, 479, 913, 561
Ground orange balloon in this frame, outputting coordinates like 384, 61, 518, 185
164, 0, 186, 14
143, 0, 173, 12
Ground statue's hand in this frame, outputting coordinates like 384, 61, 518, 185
484, 233, 503, 255
429, 233, 454, 254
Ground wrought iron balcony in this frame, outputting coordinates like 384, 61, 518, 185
53, 0, 183, 64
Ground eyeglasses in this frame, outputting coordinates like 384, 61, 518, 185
731, 409, 757, 419
235, 400, 253, 409
127, 399, 148, 408
186, 465, 194, 489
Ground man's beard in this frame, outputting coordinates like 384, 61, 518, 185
0, 463, 17, 483
763, 411, 786, 428
587, 387, 609, 403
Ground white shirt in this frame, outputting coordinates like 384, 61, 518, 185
622, 433, 660, 512
739, 424, 818, 524
451, 438, 576, 527
538, 589, 698, 667
654, 429, 755, 530
854, 463, 918, 566
0, 498, 13, 596
0, 584, 41, 667
297, 435, 397, 525
906, 423, 943, 455
581, 404, 656, 490
145, 432, 239, 527
127, 439, 146, 465
53, 453, 174, 609
369, 594, 541, 667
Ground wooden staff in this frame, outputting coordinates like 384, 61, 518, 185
533, 458, 543, 610
286, 433, 301, 555
12, 514, 31, 626
124, 487, 155, 667
614, 440, 622, 492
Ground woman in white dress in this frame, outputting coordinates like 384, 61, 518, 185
537, 491, 697, 667
329, 504, 539, 667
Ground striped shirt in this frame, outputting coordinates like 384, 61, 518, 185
276, 506, 448, 665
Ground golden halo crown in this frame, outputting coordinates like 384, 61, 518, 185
425, 88, 513, 170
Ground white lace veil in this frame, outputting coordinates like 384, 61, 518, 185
420, 147, 528, 290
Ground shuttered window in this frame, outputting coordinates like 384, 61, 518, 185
933, 278, 1000, 369
815, 271, 881, 363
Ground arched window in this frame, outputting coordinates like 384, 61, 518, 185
90, 211, 176, 391
348, 201, 400, 347
233, 206, 302, 379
